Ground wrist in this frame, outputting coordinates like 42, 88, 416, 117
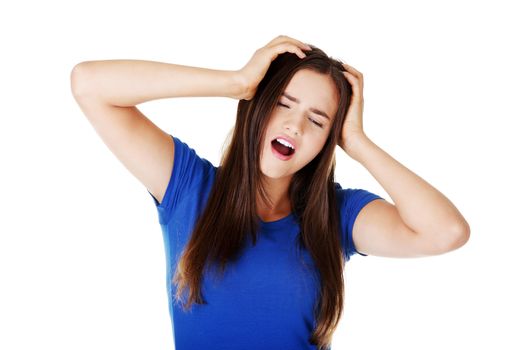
342, 132, 371, 161
230, 70, 249, 100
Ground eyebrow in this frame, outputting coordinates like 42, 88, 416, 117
281, 91, 332, 121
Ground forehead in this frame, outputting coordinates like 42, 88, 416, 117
284, 69, 339, 118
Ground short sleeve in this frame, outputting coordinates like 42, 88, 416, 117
147, 135, 214, 225
335, 182, 384, 260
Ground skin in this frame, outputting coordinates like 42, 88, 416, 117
257, 68, 339, 222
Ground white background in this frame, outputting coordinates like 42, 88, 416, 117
1, 0, 523, 349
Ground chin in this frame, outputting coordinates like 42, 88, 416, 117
260, 169, 282, 179
260, 165, 293, 180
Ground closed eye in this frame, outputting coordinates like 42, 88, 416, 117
277, 102, 324, 128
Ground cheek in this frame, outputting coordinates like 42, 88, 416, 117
301, 143, 323, 162
312, 138, 329, 158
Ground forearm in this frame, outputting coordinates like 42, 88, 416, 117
345, 134, 470, 238
70, 59, 244, 106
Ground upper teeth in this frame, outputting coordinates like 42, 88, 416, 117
276, 138, 294, 149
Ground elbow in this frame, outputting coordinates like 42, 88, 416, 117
446, 221, 471, 251
70, 62, 93, 99
417, 223, 470, 256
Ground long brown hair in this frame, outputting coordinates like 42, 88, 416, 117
174, 45, 353, 349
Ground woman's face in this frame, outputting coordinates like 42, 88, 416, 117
260, 68, 339, 180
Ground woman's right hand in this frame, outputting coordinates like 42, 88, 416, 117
234, 35, 312, 101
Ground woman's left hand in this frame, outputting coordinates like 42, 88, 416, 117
338, 63, 369, 158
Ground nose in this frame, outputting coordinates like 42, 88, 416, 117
283, 113, 303, 136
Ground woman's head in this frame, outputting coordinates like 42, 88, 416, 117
176, 45, 354, 350
224, 45, 353, 207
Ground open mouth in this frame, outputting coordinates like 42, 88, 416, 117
271, 138, 295, 157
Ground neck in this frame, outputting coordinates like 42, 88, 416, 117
256, 175, 292, 219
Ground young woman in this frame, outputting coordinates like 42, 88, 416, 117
71, 35, 470, 350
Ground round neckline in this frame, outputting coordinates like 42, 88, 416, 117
258, 212, 296, 229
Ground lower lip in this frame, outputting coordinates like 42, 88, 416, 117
271, 143, 294, 161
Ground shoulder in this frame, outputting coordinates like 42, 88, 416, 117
333, 182, 384, 259
333, 182, 382, 212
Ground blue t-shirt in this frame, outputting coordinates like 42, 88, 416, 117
148, 135, 383, 350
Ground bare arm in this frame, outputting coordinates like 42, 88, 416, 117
71, 59, 245, 104
337, 62, 469, 258
70, 60, 244, 205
